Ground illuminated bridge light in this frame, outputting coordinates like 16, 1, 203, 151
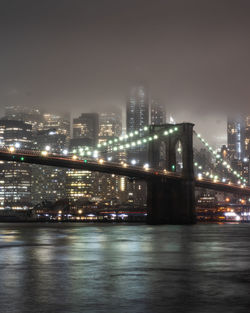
20, 157, 24, 161
197, 173, 202, 180
164, 131, 168, 135
41, 151, 48, 156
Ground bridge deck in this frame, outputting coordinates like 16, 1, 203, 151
0, 149, 250, 196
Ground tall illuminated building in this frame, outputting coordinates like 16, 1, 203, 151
126, 84, 149, 164
96, 112, 126, 204
0, 120, 33, 209
151, 99, 165, 125
245, 116, 250, 157
32, 128, 68, 204
227, 116, 245, 160
66, 113, 99, 206
126, 85, 149, 207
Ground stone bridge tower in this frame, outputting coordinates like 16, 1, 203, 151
147, 123, 196, 224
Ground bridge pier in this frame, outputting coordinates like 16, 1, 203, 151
147, 123, 196, 224
146, 177, 196, 224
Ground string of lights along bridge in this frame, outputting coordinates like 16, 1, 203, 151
4, 124, 247, 190
194, 131, 246, 186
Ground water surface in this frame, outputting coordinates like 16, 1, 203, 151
0, 223, 250, 313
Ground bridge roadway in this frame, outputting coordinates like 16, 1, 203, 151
0, 149, 250, 196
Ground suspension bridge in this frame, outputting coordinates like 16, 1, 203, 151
0, 122, 249, 224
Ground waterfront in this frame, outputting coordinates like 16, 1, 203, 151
0, 223, 250, 313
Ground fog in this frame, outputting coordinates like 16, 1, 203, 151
1, 0, 250, 146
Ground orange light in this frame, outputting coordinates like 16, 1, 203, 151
98, 159, 104, 164
9, 146, 15, 153
225, 197, 230, 202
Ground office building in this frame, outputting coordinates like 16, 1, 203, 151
0, 120, 33, 209
227, 115, 245, 160
73, 113, 99, 146
126, 85, 149, 207
151, 99, 165, 125
245, 116, 250, 157
126, 84, 149, 164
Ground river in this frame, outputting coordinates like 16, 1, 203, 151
0, 223, 250, 313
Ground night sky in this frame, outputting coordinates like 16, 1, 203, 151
1, 0, 250, 146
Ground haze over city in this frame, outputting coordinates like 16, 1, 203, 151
1, 0, 250, 146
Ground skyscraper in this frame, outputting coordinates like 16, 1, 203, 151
126, 84, 149, 164
0, 120, 33, 209
32, 128, 68, 204
97, 112, 125, 204
245, 115, 250, 157
126, 84, 149, 207
227, 115, 245, 160
127, 85, 149, 133
67, 113, 99, 207
151, 99, 165, 125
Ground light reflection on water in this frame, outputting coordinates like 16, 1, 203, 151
0, 223, 250, 313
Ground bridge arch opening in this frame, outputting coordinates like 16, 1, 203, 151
158, 141, 167, 169
175, 140, 183, 173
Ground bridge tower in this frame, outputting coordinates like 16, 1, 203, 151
147, 123, 196, 224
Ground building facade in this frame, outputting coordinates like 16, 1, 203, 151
227, 115, 245, 160
151, 99, 165, 125
0, 120, 33, 209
